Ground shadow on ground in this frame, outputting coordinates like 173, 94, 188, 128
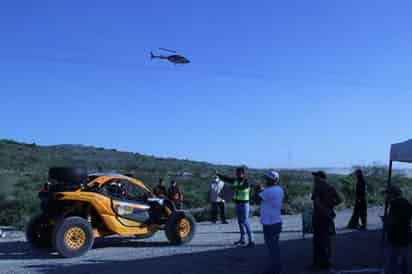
17, 230, 405, 274
0, 241, 58, 260
0, 237, 237, 262
0, 238, 173, 260
197, 227, 350, 235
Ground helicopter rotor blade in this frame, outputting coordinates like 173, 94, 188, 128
159, 48, 178, 53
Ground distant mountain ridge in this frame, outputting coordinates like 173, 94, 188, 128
0, 139, 315, 210
303, 167, 412, 178
2, 139, 412, 229
0, 139, 262, 196
302, 167, 354, 175
3, 139, 407, 177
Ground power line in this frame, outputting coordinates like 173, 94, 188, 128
1, 53, 411, 90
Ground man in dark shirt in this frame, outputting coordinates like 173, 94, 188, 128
153, 179, 168, 198
309, 171, 342, 272
347, 169, 368, 230
383, 185, 412, 274
168, 180, 184, 209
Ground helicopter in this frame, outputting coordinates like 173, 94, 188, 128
150, 48, 190, 65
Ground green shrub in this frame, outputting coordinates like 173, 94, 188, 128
190, 203, 237, 222
282, 194, 312, 214
336, 177, 356, 207
0, 177, 41, 229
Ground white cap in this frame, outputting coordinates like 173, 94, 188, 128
264, 170, 280, 182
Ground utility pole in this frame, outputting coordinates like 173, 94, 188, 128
287, 147, 293, 169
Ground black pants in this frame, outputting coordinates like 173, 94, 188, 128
348, 198, 367, 228
211, 202, 226, 222
173, 201, 183, 210
313, 220, 334, 268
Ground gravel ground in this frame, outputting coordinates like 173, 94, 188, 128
1, 207, 408, 274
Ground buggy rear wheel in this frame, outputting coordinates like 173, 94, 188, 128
26, 214, 53, 249
52, 217, 94, 258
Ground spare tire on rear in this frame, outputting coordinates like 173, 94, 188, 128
48, 167, 88, 186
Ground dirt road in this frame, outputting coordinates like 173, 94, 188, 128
0, 208, 400, 274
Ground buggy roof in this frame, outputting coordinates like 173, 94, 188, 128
390, 139, 412, 163
88, 173, 127, 177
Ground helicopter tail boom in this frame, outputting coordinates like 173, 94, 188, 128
150, 51, 167, 60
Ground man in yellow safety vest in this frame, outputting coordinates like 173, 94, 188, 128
217, 167, 255, 247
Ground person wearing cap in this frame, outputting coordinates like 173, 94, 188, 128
209, 176, 228, 224
383, 185, 412, 274
255, 170, 284, 274
347, 169, 368, 230
308, 171, 342, 272
217, 167, 255, 247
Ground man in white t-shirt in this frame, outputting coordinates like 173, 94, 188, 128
209, 177, 228, 224
256, 170, 284, 274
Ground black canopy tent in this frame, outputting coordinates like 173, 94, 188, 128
388, 139, 412, 185
384, 139, 412, 219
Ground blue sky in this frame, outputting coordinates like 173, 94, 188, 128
0, 0, 411, 168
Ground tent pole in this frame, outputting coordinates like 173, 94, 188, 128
384, 160, 393, 217
387, 160, 393, 187
383, 160, 393, 244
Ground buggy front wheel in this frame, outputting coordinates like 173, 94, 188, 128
165, 211, 196, 245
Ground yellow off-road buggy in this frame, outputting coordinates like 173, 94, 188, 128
26, 167, 196, 258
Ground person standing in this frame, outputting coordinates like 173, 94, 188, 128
153, 178, 168, 198
256, 171, 284, 274
168, 180, 184, 209
308, 171, 342, 272
217, 167, 255, 247
209, 177, 228, 224
383, 185, 412, 274
347, 169, 368, 230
